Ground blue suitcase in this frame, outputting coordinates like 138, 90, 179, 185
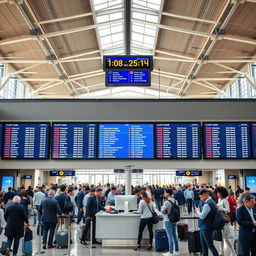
22, 240, 32, 256
155, 229, 169, 252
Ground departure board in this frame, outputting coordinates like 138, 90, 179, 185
106, 70, 150, 87
0, 124, 2, 157
203, 123, 251, 159
51, 123, 97, 159
252, 123, 256, 158
2, 123, 50, 159
98, 124, 154, 159
156, 123, 201, 159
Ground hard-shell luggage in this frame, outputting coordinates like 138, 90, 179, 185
187, 230, 202, 255
177, 223, 189, 240
155, 229, 169, 252
56, 229, 68, 248
22, 240, 32, 256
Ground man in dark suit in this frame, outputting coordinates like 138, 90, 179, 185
4, 196, 29, 256
80, 188, 105, 245
39, 190, 62, 249
236, 194, 256, 256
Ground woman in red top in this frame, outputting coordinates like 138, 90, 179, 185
228, 192, 237, 231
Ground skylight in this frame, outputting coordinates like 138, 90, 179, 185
91, 0, 163, 56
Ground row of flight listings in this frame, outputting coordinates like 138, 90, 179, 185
0, 122, 256, 160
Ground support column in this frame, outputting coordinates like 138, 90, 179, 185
212, 170, 217, 187
125, 166, 132, 195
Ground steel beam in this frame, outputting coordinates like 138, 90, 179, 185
125, 0, 131, 55
37, 12, 93, 25
162, 12, 218, 25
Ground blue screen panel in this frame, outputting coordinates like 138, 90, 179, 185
252, 123, 256, 159
98, 124, 154, 159
245, 176, 256, 193
2, 123, 50, 159
106, 70, 150, 87
156, 123, 201, 159
51, 123, 97, 159
2, 176, 14, 192
203, 123, 251, 159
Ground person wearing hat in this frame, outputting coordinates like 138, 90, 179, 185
80, 188, 105, 245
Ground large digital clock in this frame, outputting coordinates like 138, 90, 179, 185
103, 55, 153, 70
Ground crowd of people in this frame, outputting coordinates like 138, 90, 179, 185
0, 183, 255, 256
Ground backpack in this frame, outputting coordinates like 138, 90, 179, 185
167, 200, 180, 223
213, 209, 225, 230
63, 196, 73, 213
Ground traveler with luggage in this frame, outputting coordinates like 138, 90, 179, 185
184, 185, 194, 215
161, 189, 180, 256
4, 196, 29, 256
134, 190, 156, 251
196, 190, 219, 256
39, 190, 62, 249
80, 188, 105, 245
236, 194, 256, 256
216, 186, 235, 256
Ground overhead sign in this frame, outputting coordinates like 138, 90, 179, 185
228, 175, 237, 179
50, 170, 76, 176
23, 175, 32, 179
114, 169, 125, 174
132, 169, 143, 174
176, 170, 202, 177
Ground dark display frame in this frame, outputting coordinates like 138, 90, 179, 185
51, 122, 98, 160
202, 122, 253, 160
1, 122, 51, 160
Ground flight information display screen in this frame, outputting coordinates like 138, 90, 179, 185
0, 123, 2, 157
203, 123, 251, 159
106, 70, 150, 87
98, 124, 154, 159
156, 123, 201, 159
2, 123, 50, 159
252, 123, 256, 159
51, 123, 97, 159
104, 56, 153, 70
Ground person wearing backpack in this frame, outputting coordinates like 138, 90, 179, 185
161, 189, 180, 256
195, 190, 219, 256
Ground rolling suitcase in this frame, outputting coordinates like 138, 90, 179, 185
22, 240, 32, 256
155, 229, 169, 252
56, 226, 68, 248
177, 223, 189, 241
187, 230, 202, 255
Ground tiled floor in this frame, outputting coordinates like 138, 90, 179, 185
7, 217, 237, 255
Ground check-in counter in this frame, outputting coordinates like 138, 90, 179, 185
96, 211, 164, 247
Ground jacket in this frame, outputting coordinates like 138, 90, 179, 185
39, 197, 62, 224
4, 203, 29, 238
236, 205, 256, 241
174, 191, 186, 205
85, 195, 105, 218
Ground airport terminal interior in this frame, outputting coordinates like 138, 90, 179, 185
0, 0, 256, 255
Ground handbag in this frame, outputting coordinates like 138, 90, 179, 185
146, 204, 160, 224
213, 230, 223, 241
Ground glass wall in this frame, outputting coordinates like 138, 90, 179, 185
220, 64, 256, 99
0, 64, 33, 99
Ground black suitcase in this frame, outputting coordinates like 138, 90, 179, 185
187, 230, 202, 255
155, 229, 169, 252
177, 223, 189, 241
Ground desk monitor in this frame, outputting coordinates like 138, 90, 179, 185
115, 195, 137, 211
